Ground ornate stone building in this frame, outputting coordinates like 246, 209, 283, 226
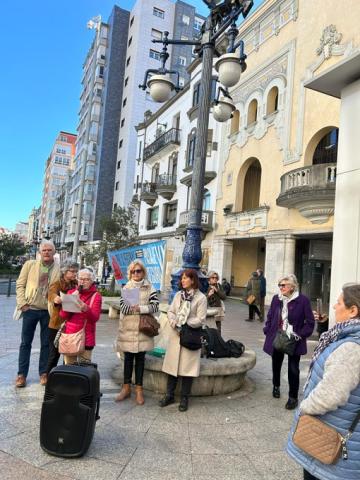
209, 0, 360, 306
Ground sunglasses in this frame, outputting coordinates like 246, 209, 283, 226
209, 276, 218, 279
278, 284, 289, 288
132, 269, 143, 274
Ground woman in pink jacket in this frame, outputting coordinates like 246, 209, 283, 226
59, 268, 102, 364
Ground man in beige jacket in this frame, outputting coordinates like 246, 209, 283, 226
15, 240, 60, 387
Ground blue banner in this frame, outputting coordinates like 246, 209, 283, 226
107, 241, 166, 290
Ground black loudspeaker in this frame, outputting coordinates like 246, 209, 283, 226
40, 364, 101, 457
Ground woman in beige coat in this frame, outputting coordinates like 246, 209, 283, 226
160, 269, 207, 412
115, 260, 159, 405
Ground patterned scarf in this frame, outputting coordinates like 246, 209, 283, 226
304, 317, 360, 391
38, 262, 54, 300
175, 289, 195, 328
278, 290, 300, 338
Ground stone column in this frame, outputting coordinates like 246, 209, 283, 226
208, 238, 233, 281
329, 79, 360, 325
264, 234, 296, 304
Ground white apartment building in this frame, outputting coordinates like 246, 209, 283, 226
113, 0, 205, 209
134, 59, 221, 288
39, 131, 76, 237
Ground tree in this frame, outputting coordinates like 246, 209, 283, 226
0, 234, 27, 267
82, 206, 138, 267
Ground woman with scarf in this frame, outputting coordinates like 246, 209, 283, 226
59, 268, 102, 365
159, 269, 207, 412
47, 260, 79, 375
263, 274, 314, 410
287, 283, 360, 480
115, 260, 159, 405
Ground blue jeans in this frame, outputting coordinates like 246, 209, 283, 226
18, 309, 49, 377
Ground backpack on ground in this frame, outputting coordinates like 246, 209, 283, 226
202, 327, 245, 359
226, 339, 245, 358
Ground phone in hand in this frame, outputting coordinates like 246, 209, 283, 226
316, 298, 322, 316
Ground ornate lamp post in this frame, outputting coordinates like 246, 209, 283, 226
139, 0, 253, 296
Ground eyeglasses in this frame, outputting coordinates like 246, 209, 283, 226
79, 278, 92, 282
278, 284, 289, 288
132, 269, 143, 274
209, 276, 218, 279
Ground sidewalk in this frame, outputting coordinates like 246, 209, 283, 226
0, 295, 317, 480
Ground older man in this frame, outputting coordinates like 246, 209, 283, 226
15, 240, 60, 387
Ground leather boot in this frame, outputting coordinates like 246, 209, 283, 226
115, 383, 131, 402
135, 385, 145, 405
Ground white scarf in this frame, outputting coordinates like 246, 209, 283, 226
278, 290, 300, 339
175, 289, 195, 328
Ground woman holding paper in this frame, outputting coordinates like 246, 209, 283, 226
47, 260, 79, 375
115, 260, 159, 405
59, 268, 102, 365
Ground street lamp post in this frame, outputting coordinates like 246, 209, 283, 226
139, 0, 253, 297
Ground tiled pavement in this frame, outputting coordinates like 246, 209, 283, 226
0, 295, 317, 480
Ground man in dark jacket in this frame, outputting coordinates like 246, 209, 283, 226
257, 268, 266, 320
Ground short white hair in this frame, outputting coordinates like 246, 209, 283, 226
279, 274, 299, 291
79, 268, 96, 282
39, 240, 55, 252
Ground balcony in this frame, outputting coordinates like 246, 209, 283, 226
276, 163, 336, 224
140, 182, 157, 206
177, 210, 214, 233
155, 174, 177, 200
143, 128, 180, 162
224, 206, 269, 235
180, 156, 217, 187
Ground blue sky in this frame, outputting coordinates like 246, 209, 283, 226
0, 0, 262, 231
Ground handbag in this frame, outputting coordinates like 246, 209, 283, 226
272, 330, 297, 356
179, 323, 203, 350
246, 294, 256, 305
139, 314, 160, 337
293, 411, 360, 464
59, 320, 87, 355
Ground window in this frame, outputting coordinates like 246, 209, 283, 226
121, 118, 125, 127
187, 129, 196, 168
181, 35, 188, 40
147, 207, 159, 229
192, 82, 200, 107
230, 110, 240, 135
126, 57, 130, 67
60, 135, 67, 142
149, 49, 161, 61
247, 99, 258, 125
194, 18, 202, 31
179, 56, 187, 66
122, 98, 127, 107
266, 86, 279, 115
151, 28, 162, 40
95, 88, 102, 98
182, 14, 190, 25
115, 181, 119, 190
92, 143, 97, 154
98, 65, 104, 78
119, 139, 123, 149
117, 161, 121, 169
124, 77, 129, 87
163, 202, 177, 227
130, 16, 134, 26
203, 191, 211, 211
207, 130, 213, 157
113, 203, 118, 210
128, 36, 132, 47
153, 7, 164, 19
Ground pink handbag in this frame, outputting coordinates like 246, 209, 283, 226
58, 293, 97, 356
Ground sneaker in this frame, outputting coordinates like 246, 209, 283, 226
159, 395, 175, 407
39, 373, 48, 386
15, 375, 26, 388
272, 386, 280, 398
178, 396, 189, 412
285, 397, 298, 410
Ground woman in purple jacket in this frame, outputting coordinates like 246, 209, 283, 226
263, 274, 315, 410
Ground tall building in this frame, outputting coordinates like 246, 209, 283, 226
113, 0, 205, 209
64, 6, 129, 252
14, 222, 29, 243
39, 131, 76, 236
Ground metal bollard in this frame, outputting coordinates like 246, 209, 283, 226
7, 278, 12, 297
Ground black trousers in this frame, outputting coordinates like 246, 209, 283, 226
249, 304, 261, 320
167, 374, 193, 398
46, 327, 61, 374
304, 469, 319, 480
272, 349, 300, 399
124, 351, 146, 385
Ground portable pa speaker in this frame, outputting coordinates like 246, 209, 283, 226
40, 363, 101, 457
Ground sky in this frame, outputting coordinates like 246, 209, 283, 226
0, 0, 262, 231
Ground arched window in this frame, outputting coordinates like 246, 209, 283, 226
312, 128, 339, 165
242, 159, 261, 210
266, 86, 279, 115
230, 110, 240, 135
247, 99, 258, 126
